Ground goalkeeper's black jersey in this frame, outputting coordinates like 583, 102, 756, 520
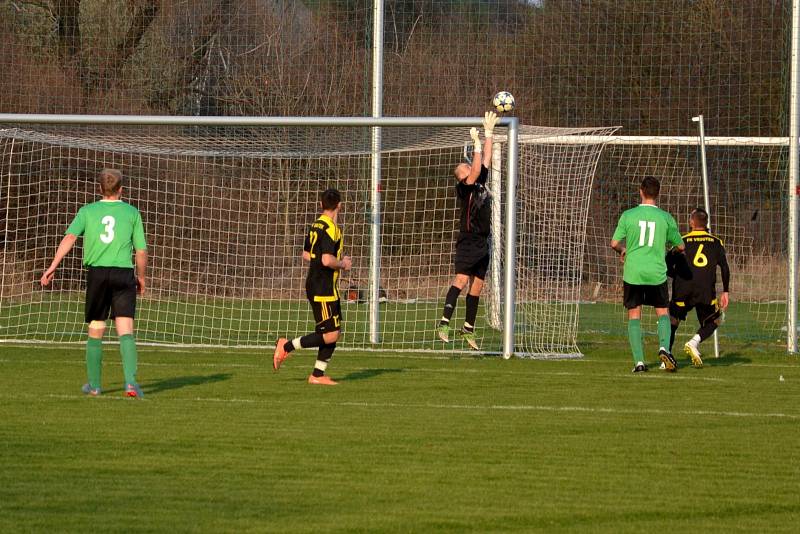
456, 165, 492, 239
667, 230, 730, 303
303, 214, 343, 300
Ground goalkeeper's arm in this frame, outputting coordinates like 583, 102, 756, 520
463, 127, 483, 185
481, 111, 499, 168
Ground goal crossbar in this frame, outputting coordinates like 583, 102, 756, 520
0, 114, 515, 129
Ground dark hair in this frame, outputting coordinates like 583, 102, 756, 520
99, 168, 123, 196
320, 188, 341, 210
690, 207, 709, 229
640, 176, 660, 199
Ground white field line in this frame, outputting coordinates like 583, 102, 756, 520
1, 393, 797, 420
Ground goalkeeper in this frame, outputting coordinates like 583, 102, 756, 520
666, 208, 730, 368
40, 169, 148, 398
436, 111, 499, 351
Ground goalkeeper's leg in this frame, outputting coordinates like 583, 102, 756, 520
461, 276, 484, 351
438, 275, 468, 342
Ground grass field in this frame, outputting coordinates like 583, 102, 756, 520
1, 340, 798, 532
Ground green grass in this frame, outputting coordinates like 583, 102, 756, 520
1, 342, 799, 532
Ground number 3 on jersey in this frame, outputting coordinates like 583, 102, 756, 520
100, 215, 116, 244
638, 220, 655, 247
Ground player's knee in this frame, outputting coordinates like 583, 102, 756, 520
88, 320, 106, 337
323, 330, 340, 344
469, 279, 484, 295
453, 274, 469, 289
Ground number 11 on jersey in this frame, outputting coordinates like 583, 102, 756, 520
638, 220, 655, 247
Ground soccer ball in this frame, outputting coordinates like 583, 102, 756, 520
492, 91, 515, 113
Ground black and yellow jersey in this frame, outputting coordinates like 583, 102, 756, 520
667, 230, 730, 303
303, 214, 343, 301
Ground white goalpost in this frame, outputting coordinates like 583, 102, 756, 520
0, 114, 616, 358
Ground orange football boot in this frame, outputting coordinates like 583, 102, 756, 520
307, 374, 338, 385
273, 338, 289, 371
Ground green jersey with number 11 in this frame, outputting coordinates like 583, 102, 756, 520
612, 204, 683, 285
65, 200, 147, 268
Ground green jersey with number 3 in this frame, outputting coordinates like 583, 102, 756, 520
612, 204, 683, 285
65, 200, 147, 268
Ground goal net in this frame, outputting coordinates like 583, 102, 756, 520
0, 121, 615, 357
582, 138, 789, 346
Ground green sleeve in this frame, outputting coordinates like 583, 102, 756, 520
65, 208, 86, 236
132, 211, 147, 251
611, 212, 627, 242
666, 215, 683, 248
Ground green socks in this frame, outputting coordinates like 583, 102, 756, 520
120, 334, 139, 385
657, 315, 671, 351
627, 319, 644, 364
86, 337, 103, 389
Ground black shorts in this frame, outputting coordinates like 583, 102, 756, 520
454, 235, 490, 279
670, 298, 720, 326
307, 296, 342, 334
85, 267, 137, 323
623, 281, 669, 309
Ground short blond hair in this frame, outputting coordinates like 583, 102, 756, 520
99, 168, 123, 196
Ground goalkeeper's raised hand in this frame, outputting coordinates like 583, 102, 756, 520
483, 111, 500, 138
470, 127, 482, 153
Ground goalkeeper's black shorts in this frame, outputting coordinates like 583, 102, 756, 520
454, 234, 489, 279
85, 266, 137, 323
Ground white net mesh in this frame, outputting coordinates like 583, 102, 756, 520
0, 123, 614, 356
582, 139, 788, 345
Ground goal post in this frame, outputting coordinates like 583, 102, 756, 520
0, 114, 616, 358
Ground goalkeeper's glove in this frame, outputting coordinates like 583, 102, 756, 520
470, 127, 482, 153
483, 111, 500, 138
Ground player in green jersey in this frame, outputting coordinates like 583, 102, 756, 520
610, 176, 684, 373
41, 169, 148, 397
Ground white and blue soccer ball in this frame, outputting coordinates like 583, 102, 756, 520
492, 91, 515, 113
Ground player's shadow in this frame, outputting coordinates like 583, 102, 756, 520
700, 353, 751, 367
142, 373, 233, 394
338, 368, 405, 381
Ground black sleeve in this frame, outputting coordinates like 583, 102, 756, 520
666, 250, 692, 280
303, 229, 312, 253
477, 165, 489, 185
456, 181, 470, 199
665, 252, 676, 278
719, 245, 730, 292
